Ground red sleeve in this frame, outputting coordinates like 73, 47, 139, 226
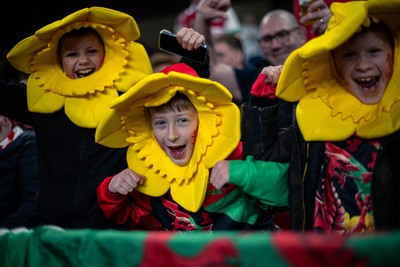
227, 141, 243, 160
251, 73, 276, 98
97, 176, 161, 230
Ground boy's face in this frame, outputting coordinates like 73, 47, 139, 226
60, 33, 105, 79
333, 31, 393, 105
150, 105, 199, 166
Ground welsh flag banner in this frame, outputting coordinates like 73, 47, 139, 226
1, 226, 399, 266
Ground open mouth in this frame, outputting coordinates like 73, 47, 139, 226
355, 76, 380, 93
75, 69, 95, 78
168, 145, 186, 158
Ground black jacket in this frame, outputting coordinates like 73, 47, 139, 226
0, 82, 128, 229
0, 129, 40, 228
242, 97, 400, 231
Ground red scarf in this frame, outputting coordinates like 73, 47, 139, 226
0, 126, 23, 151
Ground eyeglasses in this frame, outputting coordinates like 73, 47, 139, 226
257, 27, 299, 48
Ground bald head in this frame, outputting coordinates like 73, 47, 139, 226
260, 9, 299, 29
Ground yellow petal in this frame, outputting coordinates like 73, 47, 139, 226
168, 71, 233, 104
27, 76, 65, 113
64, 87, 119, 128
128, 145, 171, 197
357, 103, 400, 139
7, 7, 142, 74
95, 109, 131, 148
202, 103, 241, 168
135, 172, 171, 197
115, 42, 153, 93
297, 96, 355, 141
170, 164, 209, 212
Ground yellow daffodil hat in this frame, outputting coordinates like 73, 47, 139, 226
276, 0, 400, 141
6, 6, 152, 128
95, 63, 241, 212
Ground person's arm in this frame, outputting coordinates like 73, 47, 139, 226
230, 156, 289, 208
97, 172, 160, 229
193, 0, 243, 102
209, 156, 289, 208
210, 140, 289, 209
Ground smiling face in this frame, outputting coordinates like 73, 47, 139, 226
332, 24, 394, 105
59, 28, 105, 79
258, 10, 306, 66
148, 93, 199, 166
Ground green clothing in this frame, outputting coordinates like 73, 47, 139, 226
229, 155, 289, 208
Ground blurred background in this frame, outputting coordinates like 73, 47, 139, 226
0, 0, 292, 74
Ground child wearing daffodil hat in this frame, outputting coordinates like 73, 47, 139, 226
0, 7, 154, 229
96, 63, 288, 231
242, 0, 400, 234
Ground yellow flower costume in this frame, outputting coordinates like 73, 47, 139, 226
6, 7, 152, 128
276, 0, 400, 141
95, 63, 241, 212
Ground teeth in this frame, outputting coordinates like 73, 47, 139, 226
356, 77, 374, 82
77, 69, 92, 74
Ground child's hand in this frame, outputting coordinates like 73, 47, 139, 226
176, 27, 206, 51
210, 160, 230, 190
250, 65, 283, 98
108, 168, 145, 195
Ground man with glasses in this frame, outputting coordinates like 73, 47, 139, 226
257, 27, 299, 46
252, 9, 306, 72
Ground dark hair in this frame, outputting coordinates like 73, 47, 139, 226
353, 20, 394, 51
147, 92, 195, 116
57, 27, 105, 66
214, 34, 243, 52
